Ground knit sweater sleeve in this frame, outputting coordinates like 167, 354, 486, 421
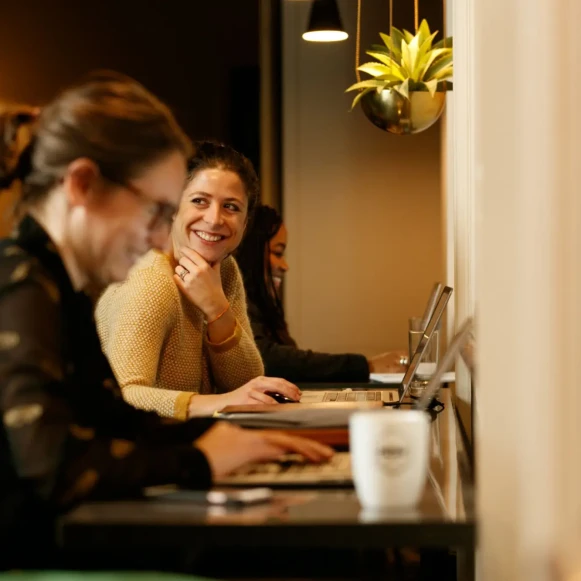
95, 260, 194, 421
204, 257, 264, 392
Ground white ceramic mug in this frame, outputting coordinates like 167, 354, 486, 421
349, 410, 430, 509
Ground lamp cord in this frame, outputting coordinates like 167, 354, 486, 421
355, 0, 362, 82
414, 0, 419, 32
356, 0, 428, 83
355, 0, 392, 82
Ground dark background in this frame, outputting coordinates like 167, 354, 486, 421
0, 0, 261, 167
0, 0, 444, 174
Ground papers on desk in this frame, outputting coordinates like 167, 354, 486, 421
370, 371, 455, 384
217, 408, 366, 429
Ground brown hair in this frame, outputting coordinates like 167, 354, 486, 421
0, 107, 37, 184
0, 70, 192, 207
187, 141, 260, 220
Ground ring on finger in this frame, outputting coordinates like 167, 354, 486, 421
178, 267, 189, 282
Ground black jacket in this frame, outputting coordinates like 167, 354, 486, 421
0, 216, 215, 568
247, 302, 369, 383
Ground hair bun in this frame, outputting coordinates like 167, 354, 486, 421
0, 108, 38, 189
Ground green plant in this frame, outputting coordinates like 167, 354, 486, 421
346, 19, 453, 110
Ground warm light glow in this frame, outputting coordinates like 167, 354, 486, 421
302, 30, 348, 42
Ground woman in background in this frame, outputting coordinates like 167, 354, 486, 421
0, 75, 331, 569
236, 205, 407, 383
96, 143, 300, 421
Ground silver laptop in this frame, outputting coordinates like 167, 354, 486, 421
299, 285, 453, 405
216, 315, 474, 488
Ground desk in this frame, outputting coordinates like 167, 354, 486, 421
59, 389, 474, 580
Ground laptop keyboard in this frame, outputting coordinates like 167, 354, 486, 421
216, 452, 353, 486
323, 391, 384, 402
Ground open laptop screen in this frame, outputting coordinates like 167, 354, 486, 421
398, 286, 453, 402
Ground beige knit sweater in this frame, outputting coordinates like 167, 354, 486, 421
95, 250, 264, 420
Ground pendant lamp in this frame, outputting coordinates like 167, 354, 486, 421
302, 0, 348, 42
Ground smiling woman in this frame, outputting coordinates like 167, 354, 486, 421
96, 142, 302, 420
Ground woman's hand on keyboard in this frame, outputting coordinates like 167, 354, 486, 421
194, 422, 334, 479
188, 377, 300, 416
223, 376, 301, 406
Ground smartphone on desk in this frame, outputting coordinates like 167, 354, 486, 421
147, 486, 274, 506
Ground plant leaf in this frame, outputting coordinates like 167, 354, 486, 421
381, 79, 402, 89
403, 29, 415, 43
400, 40, 412, 77
377, 73, 405, 82
407, 32, 422, 81
366, 50, 400, 69
345, 79, 390, 93
389, 27, 406, 54
433, 36, 453, 50
370, 43, 391, 54
365, 51, 406, 81
417, 19, 434, 47
431, 64, 453, 81
419, 48, 452, 80
417, 31, 439, 65
413, 30, 439, 81
394, 78, 410, 100
379, 32, 402, 59
357, 62, 392, 77
423, 78, 439, 97
424, 54, 453, 81
350, 87, 374, 111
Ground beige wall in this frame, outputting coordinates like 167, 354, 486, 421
473, 0, 581, 578
282, 0, 444, 356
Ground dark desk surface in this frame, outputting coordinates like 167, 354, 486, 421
60, 388, 474, 578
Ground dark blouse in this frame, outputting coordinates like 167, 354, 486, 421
247, 302, 370, 383
0, 216, 215, 568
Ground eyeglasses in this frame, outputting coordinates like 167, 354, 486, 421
100, 171, 177, 230
121, 181, 177, 230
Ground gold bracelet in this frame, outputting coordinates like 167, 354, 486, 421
207, 303, 230, 325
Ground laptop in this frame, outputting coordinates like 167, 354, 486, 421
299, 285, 453, 405
215, 315, 473, 489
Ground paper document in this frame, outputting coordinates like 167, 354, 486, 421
370, 371, 455, 384
217, 408, 365, 429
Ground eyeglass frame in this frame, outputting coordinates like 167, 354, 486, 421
99, 169, 178, 230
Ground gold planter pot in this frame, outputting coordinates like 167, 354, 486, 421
361, 89, 447, 135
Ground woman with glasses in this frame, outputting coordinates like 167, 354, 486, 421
0, 73, 331, 569
96, 143, 301, 420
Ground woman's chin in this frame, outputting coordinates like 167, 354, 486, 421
190, 242, 229, 265
185, 234, 228, 262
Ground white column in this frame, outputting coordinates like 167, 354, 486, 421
475, 0, 581, 579
443, 0, 476, 409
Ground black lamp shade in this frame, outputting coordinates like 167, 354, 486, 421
303, 0, 348, 42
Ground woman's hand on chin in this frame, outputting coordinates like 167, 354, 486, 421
173, 246, 228, 318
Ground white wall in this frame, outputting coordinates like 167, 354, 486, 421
474, 0, 581, 579
282, 0, 444, 356
443, 0, 476, 418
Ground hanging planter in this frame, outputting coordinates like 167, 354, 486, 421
360, 87, 446, 135
346, 18, 453, 135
